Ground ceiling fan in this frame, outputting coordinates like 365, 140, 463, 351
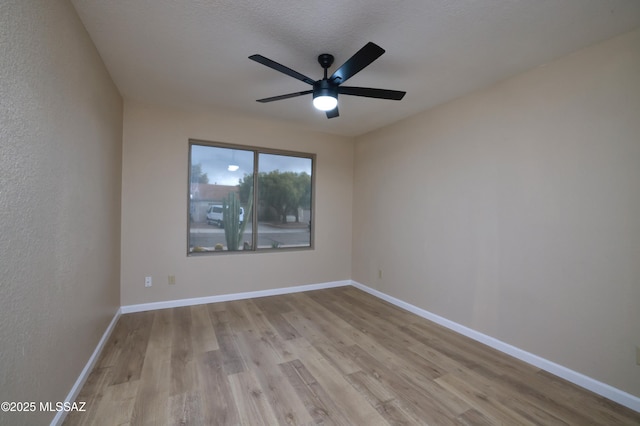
249, 42, 406, 119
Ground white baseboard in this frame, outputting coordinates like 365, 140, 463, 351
350, 280, 640, 413
51, 308, 121, 426
120, 280, 351, 314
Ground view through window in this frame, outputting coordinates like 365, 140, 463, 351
188, 141, 314, 254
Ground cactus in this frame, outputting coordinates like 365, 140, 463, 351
222, 193, 240, 251
222, 189, 253, 251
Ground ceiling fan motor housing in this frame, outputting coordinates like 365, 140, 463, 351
313, 79, 338, 101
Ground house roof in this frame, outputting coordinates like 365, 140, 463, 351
191, 184, 238, 202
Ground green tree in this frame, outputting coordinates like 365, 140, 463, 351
238, 173, 253, 204
238, 170, 311, 223
293, 172, 311, 222
190, 163, 209, 184
262, 171, 301, 223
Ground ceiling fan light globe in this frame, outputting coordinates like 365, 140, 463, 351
313, 95, 338, 111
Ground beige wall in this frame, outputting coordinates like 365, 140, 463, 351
120, 101, 353, 305
353, 28, 640, 397
0, 1, 123, 424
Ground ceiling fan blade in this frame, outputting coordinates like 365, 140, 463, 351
249, 54, 316, 86
326, 107, 339, 119
338, 86, 406, 100
330, 42, 385, 84
256, 90, 313, 103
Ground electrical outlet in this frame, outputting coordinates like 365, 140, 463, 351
636, 346, 640, 366
378, 269, 383, 279
168, 275, 176, 285
145, 276, 152, 287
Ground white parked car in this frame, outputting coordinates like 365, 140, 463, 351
206, 205, 244, 228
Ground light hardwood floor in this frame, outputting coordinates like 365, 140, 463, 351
64, 286, 640, 425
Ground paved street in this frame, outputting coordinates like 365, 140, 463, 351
189, 221, 310, 250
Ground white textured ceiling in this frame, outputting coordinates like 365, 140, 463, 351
70, 0, 640, 137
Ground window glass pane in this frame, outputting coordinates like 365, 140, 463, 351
189, 145, 254, 252
256, 153, 312, 249
188, 141, 314, 255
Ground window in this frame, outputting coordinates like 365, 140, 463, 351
188, 140, 314, 255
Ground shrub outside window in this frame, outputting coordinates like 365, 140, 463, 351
188, 140, 314, 254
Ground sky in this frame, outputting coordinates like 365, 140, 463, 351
191, 144, 312, 186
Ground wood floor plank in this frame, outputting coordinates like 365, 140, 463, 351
207, 304, 245, 375
63, 367, 113, 426
240, 299, 298, 363
196, 349, 240, 425
287, 338, 390, 425
344, 343, 463, 425
94, 313, 134, 369
226, 303, 285, 368
533, 369, 640, 425
457, 407, 498, 426
279, 359, 355, 426
170, 306, 195, 397
98, 380, 139, 426
109, 311, 154, 385
344, 370, 428, 425
190, 304, 219, 353
228, 371, 280, 426
376, 399, 430, 426
231, 331, 315, 425
335, 286, 420, 325
454, 362, 571, 424
406, 320, 541, 379
305, 291, 473, 417
168, 392, 202, 426
252, 296, 300, 341
287, 292, 363, 348
344, 370, 396, 408
66, 287, 640, 425
321, 313, 472, 419
306, 290, 426, 357
443, 359, 579, 425
129, 308, 172, 425
281, 306, 362, 375
435, 371, 539, 425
